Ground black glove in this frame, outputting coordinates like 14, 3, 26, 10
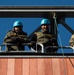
11, 37, 20, 42
31, 41, 36, 46
51, 38, 56, 42
28, 41, 36, 49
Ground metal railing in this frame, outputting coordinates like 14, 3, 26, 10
0, 43, 36, 53
0, 43, 74, 53
36, 43, 74, 53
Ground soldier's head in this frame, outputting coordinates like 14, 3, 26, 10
40, 19, 50, 32
13, 21, 23, 33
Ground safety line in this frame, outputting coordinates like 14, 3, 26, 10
53, 13, 67, 75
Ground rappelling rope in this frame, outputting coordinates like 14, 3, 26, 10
53, 13, 67, 75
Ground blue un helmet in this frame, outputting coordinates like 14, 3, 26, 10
40, 19, 50, 25
13, 21, 23, 27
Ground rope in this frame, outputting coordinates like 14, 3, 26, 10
53, 13, 67, 75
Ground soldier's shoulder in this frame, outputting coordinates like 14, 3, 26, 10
49, 33, 55, 37
71, 34, 74, 37
34, 32, 43, 37
34, 32, 42, 35
23, 31, 27, 35
6, 30, 12, 34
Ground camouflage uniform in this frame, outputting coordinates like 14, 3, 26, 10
4, 29, 30, 51
31, 31, 58, 53
69, 34, 74, 47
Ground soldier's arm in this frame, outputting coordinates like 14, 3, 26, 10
31, 34, 37, 42
69, 34, 74, 46
51, 35, 58, 46
4, 32, 12, 43
28, 34, 37, 49
19, 33, 30, 43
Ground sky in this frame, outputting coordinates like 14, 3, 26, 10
0, 0, 74, 53
0, 0, 74, 6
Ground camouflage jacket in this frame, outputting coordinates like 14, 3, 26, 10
69, 34, 74, 46
31, 32, 58, 52
4, 30, 30, 51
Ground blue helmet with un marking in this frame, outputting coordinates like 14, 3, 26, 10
40, 19, 50, 25
13, 21, 23, 27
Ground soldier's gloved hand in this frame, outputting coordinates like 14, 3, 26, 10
16, 37, 20, 41
31, 41, 36, 46
11, 37, 20, 42
51, 38, 56, 42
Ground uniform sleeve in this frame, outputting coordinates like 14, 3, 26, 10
20, 33, 30, 43
69, 34, 74, 46
51, 36, 58, 46
28, 34, 37, 49
31, 34, 37, 42
4, 32, 12, 43
50, 35, 58, 51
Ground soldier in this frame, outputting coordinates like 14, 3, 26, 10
4, 20, 30, 51
30, 19, 58, 53
69, 34, 74, 47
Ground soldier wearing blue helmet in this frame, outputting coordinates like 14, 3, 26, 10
13, 21, 23, 27
4, 21, 30, 51
40, 18, 50, 25
30, 19, 58, 53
